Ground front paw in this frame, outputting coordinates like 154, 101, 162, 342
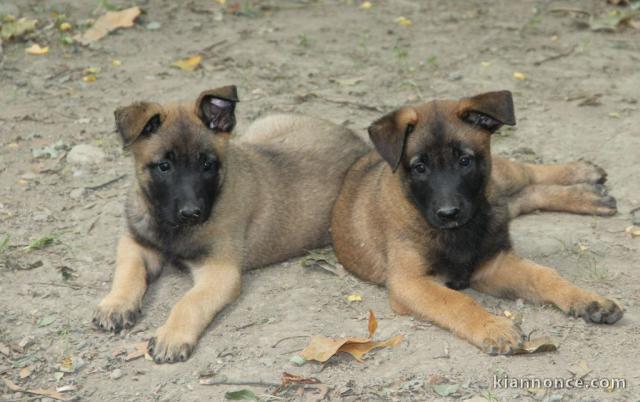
571, 183, 617, 216
570, 161, 607, 185
147, 325, 196, 364
569, 298, 623, 324
93, 296, 140, 332
478, 316, 524, 355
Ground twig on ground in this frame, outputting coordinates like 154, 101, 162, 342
534, 45, 577, 66
85, 175, 127, 191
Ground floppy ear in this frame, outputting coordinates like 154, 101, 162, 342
457, 90, 516, 132
114, 102, 164, 147
196, 85, 239, 133
368, 107, 418, 172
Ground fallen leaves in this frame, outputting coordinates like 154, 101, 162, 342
360, 1, 373, 9
2, 377, 71, 401
172, 54, 203, 71
25, 44, 48, 55
224, 389, 258, 400
301, 249, 347, 277
513, 71, 527, 80
512, 336, 558, 355
395, 16, 412, 26
299, 310, 403, 363
74, 6, 140, 45
346, 293, 362, 302
1, 16, 37, 41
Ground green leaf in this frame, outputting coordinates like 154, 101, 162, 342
37, 315, 56, 327
24, 234, 57, 252
290, 354, 306, 366
224, 389, 257, 400
433, 383, 459, 397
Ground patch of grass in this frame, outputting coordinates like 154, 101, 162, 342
298, 33, 311, 48
393, 46, 409, 61
0, 235, 9, 253
24, 234, 58, 252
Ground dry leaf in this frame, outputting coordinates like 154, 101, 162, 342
338, 335, 403, 362
125, 341, 149, 361
299, 311, 403, 363
568, 360, 592, 379
2, 377, 71, 401
512, 336, 558, 355
74, 6, 140, 45
172, 55, 203, 71
395, 16, 412, 26
19, 365, 34, 379
360, 1, 373, 9
83, 75, 97, 83
25, 44, 48, 55
513, 71, 527, 80
1, 17, 38, 41
280, 372, 320, 387
59, 22, 72, 32
346, 293, 362, 302
368, 309, 377, 338
625, 225, 640, 237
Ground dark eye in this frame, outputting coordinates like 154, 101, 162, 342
459, 156, 472, 167
203, 160, 215, 171
412, 162, 427, 174
157, 161, 171, 172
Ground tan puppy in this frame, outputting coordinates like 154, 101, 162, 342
331, 90, 622, 355
93, 86, 369, 363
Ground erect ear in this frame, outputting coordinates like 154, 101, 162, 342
114, 102, 164, 147
367, 107, 418, 172
457, 90, 516, 133
196, 85, 239, 133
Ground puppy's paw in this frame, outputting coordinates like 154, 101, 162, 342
93, 296, 140, 333
569, 298, 623, 324
478, 316, 524, 356
570, 161, 608, 185
148, 325, 196, 364
564, 184, 617, 216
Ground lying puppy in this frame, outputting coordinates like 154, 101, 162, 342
331, 90, 623, 355
93, 86, 369, 363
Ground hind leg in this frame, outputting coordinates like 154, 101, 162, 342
507, 183, 617, 218
492, 156, 608, 194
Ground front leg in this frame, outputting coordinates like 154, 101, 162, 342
387, 247, 524, 355
148, 259, 242, 363
93, 233, 162, 332
471, 251, 623, 324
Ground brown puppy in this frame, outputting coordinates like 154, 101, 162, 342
331, 90, 623, 355
93, 86, 369, 363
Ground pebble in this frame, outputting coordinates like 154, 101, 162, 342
67, 144, 106, 165
110, 368, 123, 380
448, 72, 463, 81
69, 188, 86, 200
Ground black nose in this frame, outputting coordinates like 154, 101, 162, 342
436, 206, 460, 221
180, 206, 202, 220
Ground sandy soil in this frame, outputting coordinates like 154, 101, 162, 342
1, 0, 639, 400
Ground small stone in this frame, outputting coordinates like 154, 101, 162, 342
67, 144, 106, 165
69, 188, 85, 199
448, 72, 463, 81
110, 368, 123, 380
146, 21, 161, 30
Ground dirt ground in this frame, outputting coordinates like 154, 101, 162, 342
0, 0, 639, 400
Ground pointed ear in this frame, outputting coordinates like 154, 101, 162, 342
368, 107, 418, 172
457, 90, 516, 132
196, 85, 239, 133
114, 102, 164, 147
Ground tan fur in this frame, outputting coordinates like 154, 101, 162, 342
332, 92, 623, 355
94, 89, 369, 363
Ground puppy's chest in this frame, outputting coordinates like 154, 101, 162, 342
426, 212, 511, 290
128, 216, 211, 262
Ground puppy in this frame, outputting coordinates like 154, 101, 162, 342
93, 86, 369, 363
331, 90, 622, 354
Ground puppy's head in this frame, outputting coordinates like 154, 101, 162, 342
368, 90, 515, 230
114, 85, 239, 227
